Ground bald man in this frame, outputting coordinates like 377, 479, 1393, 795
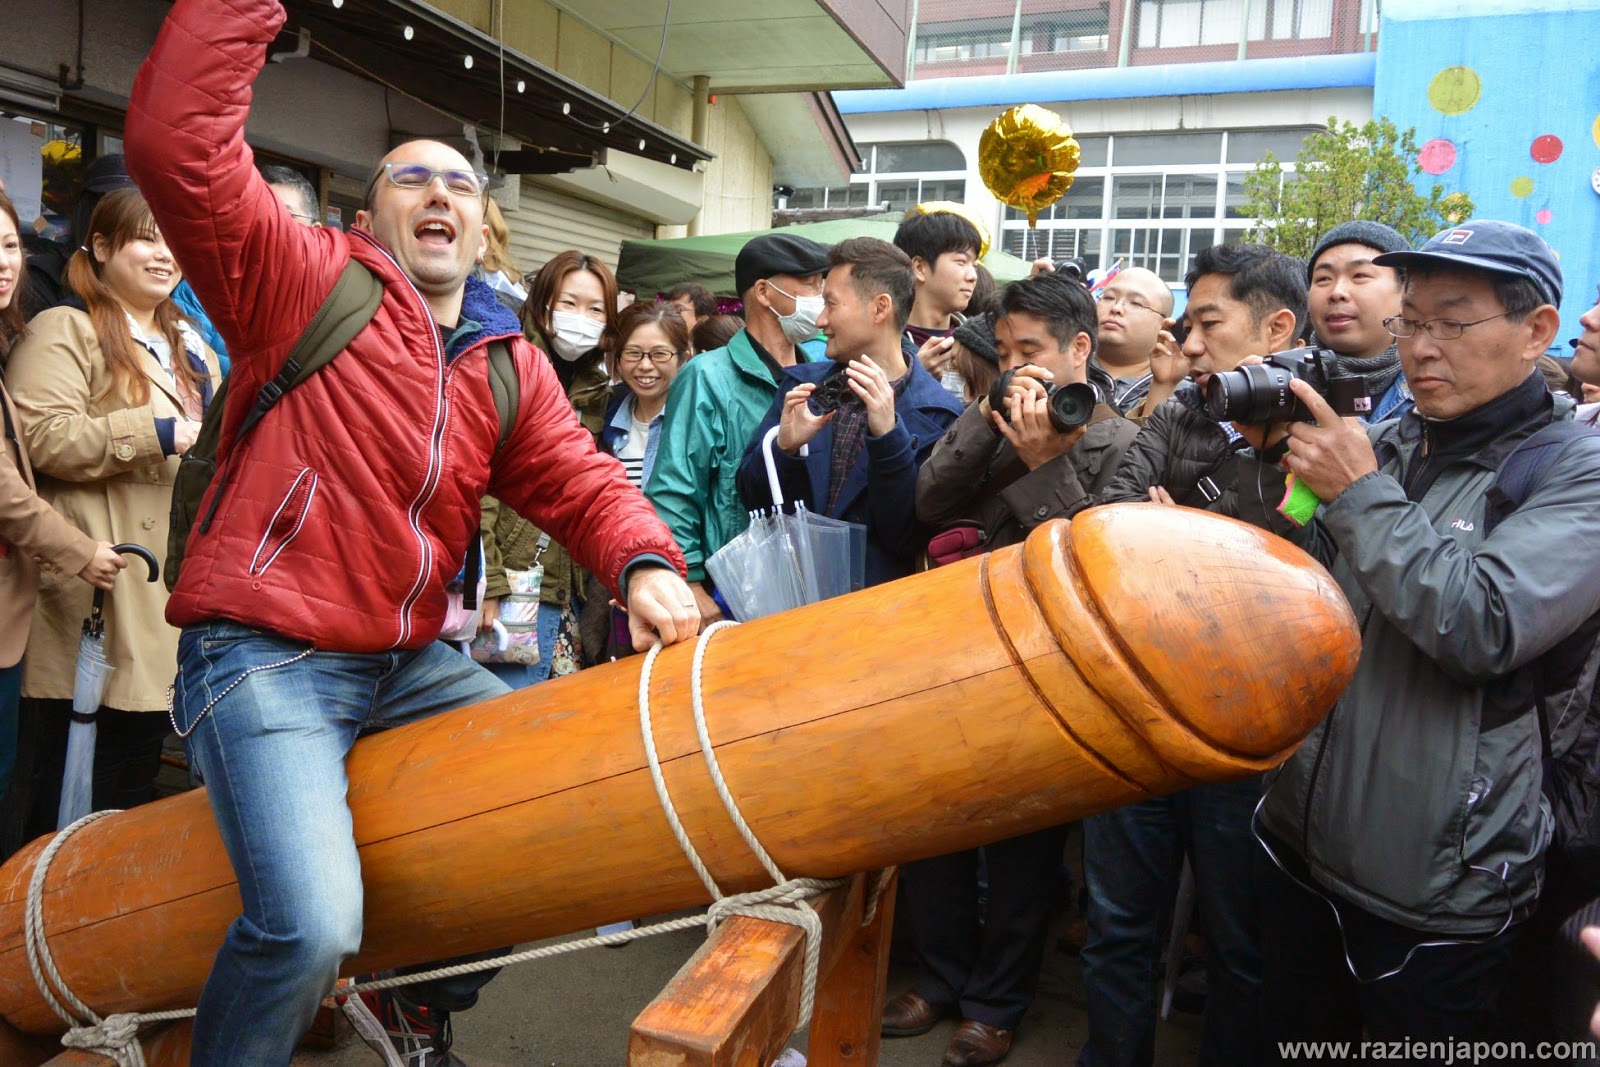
1092, 267, 1177, 415
127, 2, 697, 1064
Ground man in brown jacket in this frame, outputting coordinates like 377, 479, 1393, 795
899, 271, 1137, 1067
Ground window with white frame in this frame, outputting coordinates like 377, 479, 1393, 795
1135, 0, 1333, 48
1000, 127, 1314, 283
783, 141, 967, 214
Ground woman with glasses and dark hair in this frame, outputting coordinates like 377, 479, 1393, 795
4, 187, 220, 836
580, 302, 691, 672
602, 301, 688, 487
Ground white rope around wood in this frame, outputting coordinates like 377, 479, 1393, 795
22, 622, 843, 1058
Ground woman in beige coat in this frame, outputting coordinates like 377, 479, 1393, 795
0, 189, 125, 824
4, 187, 219, 836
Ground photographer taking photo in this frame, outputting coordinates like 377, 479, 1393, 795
1084, 242, 1310, 1067
895, 272, 1136, 1067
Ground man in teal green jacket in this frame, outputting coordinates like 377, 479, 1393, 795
646, 234, 830, 623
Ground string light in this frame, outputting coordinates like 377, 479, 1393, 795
403, 25, 414, 40
463, 55, 474, 69
331, 0, 342, 8
516, 80, 526, 93
562, 102, 571, 115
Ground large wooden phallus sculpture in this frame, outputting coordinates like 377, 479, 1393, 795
0, 505, 1360, 1051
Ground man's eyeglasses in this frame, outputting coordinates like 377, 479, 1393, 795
619, 346, 680, 366
367, 162, 489, 200
1096, 291, 1162, 316
1383, 312, 1512, 341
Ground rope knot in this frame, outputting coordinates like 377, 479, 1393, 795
61, 1012, 146, 1066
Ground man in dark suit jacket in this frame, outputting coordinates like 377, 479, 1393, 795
737, 237, 961, 588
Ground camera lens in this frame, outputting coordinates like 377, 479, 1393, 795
1205, 363, 1294, 423
987, 369, 1017, 422
1047, 382, 1099, 431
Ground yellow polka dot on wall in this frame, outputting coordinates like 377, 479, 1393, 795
1592, 114, 1600, 150
1510, 176, 1535, 198
1428, 67, 1482, 115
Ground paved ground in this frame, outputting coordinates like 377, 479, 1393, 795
294, 903, 1203, 1067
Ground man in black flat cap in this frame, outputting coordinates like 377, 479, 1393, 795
645, 232, 832, 624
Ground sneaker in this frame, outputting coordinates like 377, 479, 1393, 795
341, 979, 467, 1067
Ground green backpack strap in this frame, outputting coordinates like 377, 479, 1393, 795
485, 339, 519, 453
166, 258, 384, 591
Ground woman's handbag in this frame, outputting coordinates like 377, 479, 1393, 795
468, 533, 551, 665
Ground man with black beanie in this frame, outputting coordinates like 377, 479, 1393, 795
1307, 220, 1413, 422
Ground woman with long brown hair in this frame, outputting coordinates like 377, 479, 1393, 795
4, 186, 220, 835
0, 190, 124, 846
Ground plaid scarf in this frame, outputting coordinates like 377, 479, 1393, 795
826, 366, 912, 514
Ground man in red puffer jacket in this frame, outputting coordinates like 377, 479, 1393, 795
123, 2, 698, 1064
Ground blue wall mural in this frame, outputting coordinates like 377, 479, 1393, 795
1377, 0, 1600, 336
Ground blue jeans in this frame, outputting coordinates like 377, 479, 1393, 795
173, 621, 511, 1067
521, 601, 565, 684
1078, 778, 1264, 1067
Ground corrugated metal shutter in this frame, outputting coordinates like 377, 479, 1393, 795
502, 178, 653, 278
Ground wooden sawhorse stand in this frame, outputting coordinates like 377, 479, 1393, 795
7, 870, 897, 1067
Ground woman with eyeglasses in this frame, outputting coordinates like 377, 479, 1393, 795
4, 187, 220, 836
602, 302, 688, 488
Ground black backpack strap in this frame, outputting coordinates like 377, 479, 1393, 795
1483, 419, 1600, 535
233, 259, 385, 442
194, 258, 384, 537
485, 340, 518, 453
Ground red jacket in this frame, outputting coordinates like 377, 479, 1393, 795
125, 0, 684, 652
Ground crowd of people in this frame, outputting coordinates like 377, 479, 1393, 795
3, 1, 1600, 1066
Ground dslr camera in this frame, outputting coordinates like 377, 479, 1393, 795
1204, 347, 1371, 425
806, 367, 862, 417
988, 368, 1099, 433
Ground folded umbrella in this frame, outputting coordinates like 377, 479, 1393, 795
58, 543, 159, 829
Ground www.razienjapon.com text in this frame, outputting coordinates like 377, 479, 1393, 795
1277, 1039, 1597, 1063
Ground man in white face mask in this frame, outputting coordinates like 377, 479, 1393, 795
645, 233, 830, 625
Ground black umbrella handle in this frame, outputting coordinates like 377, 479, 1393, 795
88, 544, 161, 629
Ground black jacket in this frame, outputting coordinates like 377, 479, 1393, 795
1100, 382, 1298, 538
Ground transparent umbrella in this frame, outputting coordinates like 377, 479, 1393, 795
705, 427, 865, 622
58, 543, 158, 829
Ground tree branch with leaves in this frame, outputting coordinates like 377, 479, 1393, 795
1241, 117, 1473, 260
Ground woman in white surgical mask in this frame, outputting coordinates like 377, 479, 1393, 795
499, 250, 621, 686
520, 249, 619, 421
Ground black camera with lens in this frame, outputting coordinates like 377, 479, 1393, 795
806, 367, 862, 417
1203, 347, 1371, 425
988, 368, 1100, 433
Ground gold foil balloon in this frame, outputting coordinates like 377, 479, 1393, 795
979, 105, 1081, 227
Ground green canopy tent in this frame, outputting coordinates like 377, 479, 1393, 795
615, 213, 1032, 299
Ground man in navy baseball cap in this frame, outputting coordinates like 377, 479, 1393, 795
1374, 218, 1563, 308
1257, 217, 1592, 1056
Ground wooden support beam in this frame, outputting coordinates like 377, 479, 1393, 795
628, 876, 866, 1066
808, 869, 897, 1064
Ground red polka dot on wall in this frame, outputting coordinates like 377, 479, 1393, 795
1531, 135, 1563, 164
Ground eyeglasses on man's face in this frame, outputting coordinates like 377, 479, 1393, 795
1097, 291, 1162, 315
369, 162, 489, 199
1383, 312, 1512, 341
619, 346, 679, 366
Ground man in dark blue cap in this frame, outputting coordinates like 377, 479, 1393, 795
1255, 219, 1600, 1054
